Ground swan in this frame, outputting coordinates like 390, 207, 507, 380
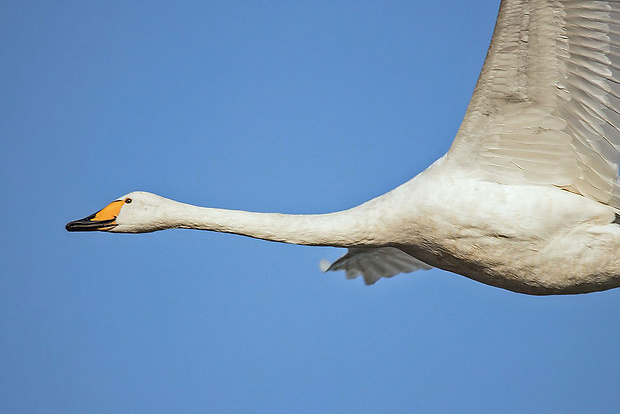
66, 0, 620, 295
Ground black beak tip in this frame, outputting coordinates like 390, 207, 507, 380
65, 216, 116, 232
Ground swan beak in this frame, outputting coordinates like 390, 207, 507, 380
65, 200, 123, 232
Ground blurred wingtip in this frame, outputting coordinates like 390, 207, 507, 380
319, 259, 331, 273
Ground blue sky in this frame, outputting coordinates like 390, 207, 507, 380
3, 0, 620, 412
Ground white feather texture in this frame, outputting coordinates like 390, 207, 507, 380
322, 247, 432, 285
448, 0, 620, 207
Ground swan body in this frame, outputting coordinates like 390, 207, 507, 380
67, 0, 620, 295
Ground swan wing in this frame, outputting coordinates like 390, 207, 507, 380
448, 0, 620, 208
321, 247, 432, 285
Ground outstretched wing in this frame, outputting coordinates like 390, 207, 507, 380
321, 247, 432, 285
448, 0, 620, 208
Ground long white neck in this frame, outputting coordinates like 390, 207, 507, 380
159, 200, 383, 247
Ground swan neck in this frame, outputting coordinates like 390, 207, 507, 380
167, 202, 375, 247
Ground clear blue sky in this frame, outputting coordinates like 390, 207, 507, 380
3, 1, 620, 412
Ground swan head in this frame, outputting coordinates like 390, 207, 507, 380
65, 191, 173, 233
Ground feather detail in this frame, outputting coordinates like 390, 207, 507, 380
322, 247, 432, 285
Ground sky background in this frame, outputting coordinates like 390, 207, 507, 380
3, 0, 620, 412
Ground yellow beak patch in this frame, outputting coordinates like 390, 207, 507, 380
91, 200, 124, 221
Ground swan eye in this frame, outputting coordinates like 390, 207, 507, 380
125, 198, 132, 204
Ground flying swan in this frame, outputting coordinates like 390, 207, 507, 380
67, 0, 620, 295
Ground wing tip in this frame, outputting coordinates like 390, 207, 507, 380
319, 259, 331, 273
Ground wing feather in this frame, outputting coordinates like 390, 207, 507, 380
448, 0, 620, 208
322, 247, 432, 285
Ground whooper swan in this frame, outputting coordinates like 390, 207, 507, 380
67, 0, 620, 295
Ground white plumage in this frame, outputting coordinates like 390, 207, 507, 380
67, 0, 620, 295
321, 247, 433, 285
451, 0, 620, 208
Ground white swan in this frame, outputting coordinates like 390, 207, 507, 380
67, 0, 620, 295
